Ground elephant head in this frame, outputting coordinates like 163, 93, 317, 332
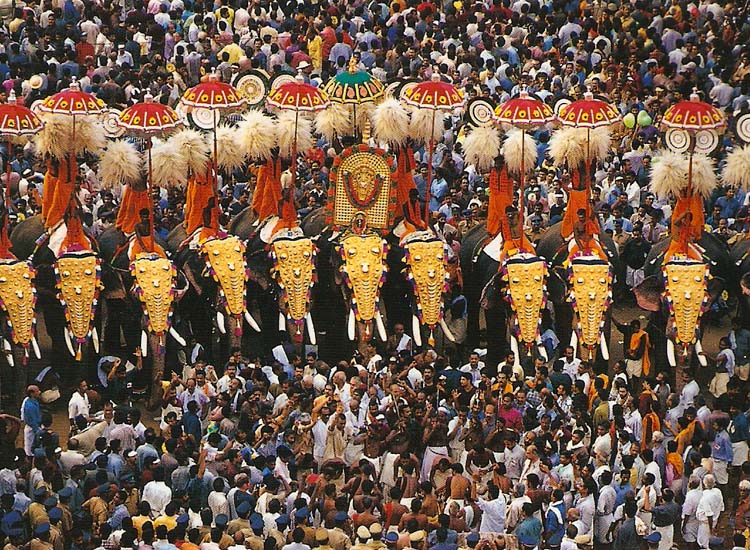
567, 256, 612, 362
131, 253, 182, 354
200, 235, 261, 337
501, 253, 548, 360
402, 235, 454, 347
54, 251, 103, 358
0, 259, 39, 364
337, 231, 388, 343
270, 232, 317, 344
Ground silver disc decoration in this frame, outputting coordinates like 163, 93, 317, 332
553, 96, 572, 117
735, 112, 750, 144
693, 129, 719, 155
664, 128, 691, 154
384, 79, 402, 99
270, 73, 296, 90
103, 109, 125, 138
188, 108, 216, 130
466, 98, 496, 127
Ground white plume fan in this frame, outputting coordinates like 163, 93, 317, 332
151, 139, 189, 188
215, 125, 247, 171
314, 103, 352, 142
372, 98, 409, 147
548, 126, 585, 167
649, 150, 688, 199
276, 111, 314, 160
170, 128, 210, 175
409, 108, 445, 144
501, 128, 538, 176
690, 153, 718, 199
34, 114, 106, 159
237, 111, 277, 160
98, 140, 143, 189
575, 127, 611, 162
463, 126, 500, 172
722, 144, 750, 190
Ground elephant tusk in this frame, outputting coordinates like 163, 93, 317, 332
510, 334, 520, 361
600, 332, 609, 361
306, 313, 316, 346
169, 326, 187, 347
141, 331, 148, 358
216, 311, 226, 335
570, 331, 578, 360
439, 318, 456, 343
412, 315, 422, 348
2, 339, 10, 353
666, 339, 676, 367
376, 311, 387, 342
348, 309, 356, 341
92, 327, 100, 355
64, 328, 75, 357
279, 312, 286, 332
244, 310, 261, 332
537, 343, 548, 362
31, 337, 41, 360
695, 339, 707, 367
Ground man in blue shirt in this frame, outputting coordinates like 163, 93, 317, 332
515, 502, 543, 549
729, 402, 750, 469
545, 489, 566, 549
716, 187, 742, 220
21, 385, 42, 457
712, 417, 733, 488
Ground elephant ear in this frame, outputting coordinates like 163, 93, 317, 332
707, 276, 726, 305
480, 271, 505, 310
633, 275, 663, 312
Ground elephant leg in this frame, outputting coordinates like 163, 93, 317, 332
485, 305, 508, 371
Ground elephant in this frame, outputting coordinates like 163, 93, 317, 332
460, 221, 623, 370
729, 237, 750, 323
634, 231, 733, 372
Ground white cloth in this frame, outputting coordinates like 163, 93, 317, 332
68, 391, 90, 420
477, 495, 505, 533
142, 480, 172, 515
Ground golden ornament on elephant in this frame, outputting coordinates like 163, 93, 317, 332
54, 251, 103, 358
662, 259, 709, 366
270, 234, 317, 342
132, 254, 177, 352
200, 235, 250, 336
403, 237, 450, 347
0, 259, 39, 361
502, 253, 548, 357
568, 257, 612, 361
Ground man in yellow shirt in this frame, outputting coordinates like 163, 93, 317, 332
153, 501, 179, 532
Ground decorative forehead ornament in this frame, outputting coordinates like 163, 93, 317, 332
0, 259, 39, 364
54, 251, 103, 359
662, 259, 709, 366
200, 235, 258, 337
270, 235, 317, 344
338, 231, 388, 342
502, 253, 548, 360
403, 237, 450, 347
131, 253, 178, 355
568, 256, 612, 362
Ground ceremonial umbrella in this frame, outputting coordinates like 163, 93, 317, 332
267, 73, 329, 185
322, 58, 384, 139
118, 93, 183, 224
0, 91, 44, 214
661, 89, 726, 195
495, 89, 555, 235
180, 71, 245, 169
401, 72, 465, 212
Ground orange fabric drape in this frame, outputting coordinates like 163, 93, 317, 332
185, 169, 216, 236
116, 187, 151, 234
260, 158, 283, 221
251, 162, 269, 218
641, 412, 660, 451
561, 188, 598, 239
129, 234, 166, 260
60, 209, 91, 253
45, 157, 77, 229
395, 147, 416, 211
0, 225, 13, 260
630, 329, 651, 376
664, 194, 704, 262
487, 167, 513, 237
41, 159, 58, 221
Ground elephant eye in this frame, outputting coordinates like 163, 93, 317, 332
348, 248, 356, 256
279, 253, 287, 260
63, 271, 70, 278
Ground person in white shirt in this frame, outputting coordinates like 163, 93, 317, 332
142, 468, 172, 516
460, 352, 485, 385
68, 378, 92, 431
476, 483, 505, 533
696, 474, 724, 549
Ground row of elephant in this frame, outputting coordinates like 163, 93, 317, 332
5, 207, 748, 390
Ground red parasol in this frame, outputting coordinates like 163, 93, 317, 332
556, 91, 621, 129
494, 90, 555, 247
661, 91, 726, 132
37, 78, 106, 117
401, 73, 465, 214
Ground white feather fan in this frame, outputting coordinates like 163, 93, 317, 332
151, 139, 189, 188
74, 118, 107, 156
501, 129, 538, 176
276, 111, 313, 160
98, 140, 142, 188
690, 153, 718, 199
215, 125, 247, 172
314, 103, 352, 142
33, 114, 70, 159
575, 127, 611, 162
463, 126, 500, 172
410, 109, 445, 144
170, 128, 210, 175
372, 98, 410, 148
237, 111, 277, 160
649, 150, 688, 199
354, 102, 374, 136
722, 145, 750, 190
548, 126, 585, 167
34, 114, 106, 159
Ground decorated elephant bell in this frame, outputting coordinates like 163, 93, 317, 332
0, 259, 39, 363
502, 253, 548, 358
567, 256, 612, 362
54, 251, 103, 358
270, 233, 317, 344
131, 253, 178, 355
662, 258, 709, 366
338, 231, 388, 342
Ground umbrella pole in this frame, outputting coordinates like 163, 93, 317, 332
291, 109, 298, 213
353, 104, 358, 141
519, 129, 525, 252
425, 111, 436, 223
147, 137, 155, 234
212, 110, 218, 194
5, 138, 11, 214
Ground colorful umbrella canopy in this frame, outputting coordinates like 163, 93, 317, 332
267, 76, 330, 112
401, 73, 465, 111
495, 90, 555, 128
181, 72, 245, 111
118, 93, 182, 137
0, 91, 44, 137
556, 91, 620, 128
37, 77, 106, 116
661, 90, 725, 132
322, 61, 384, 105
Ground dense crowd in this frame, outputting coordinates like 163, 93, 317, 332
3, 0, 750, 548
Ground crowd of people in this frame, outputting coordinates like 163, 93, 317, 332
3, 0, 750, 548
